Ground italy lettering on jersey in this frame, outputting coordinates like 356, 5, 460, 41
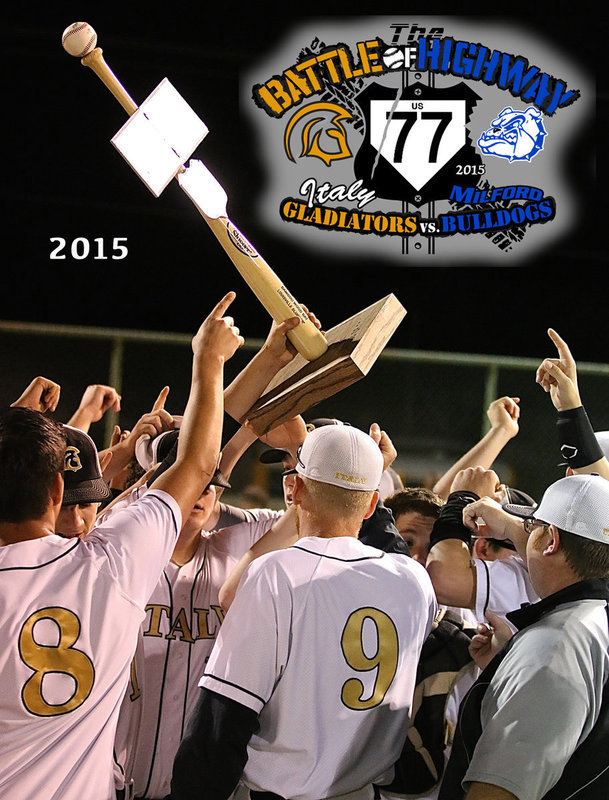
114, 507, 282, 800
201, 535, 437, 800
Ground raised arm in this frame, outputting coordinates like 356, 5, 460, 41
426, 467, 502, 608
223, 308, 321, 422
98, 386, 174, 482
151, 292, 244, 522
433, 397, 520, 500
462, 496, 529, 561
66, 384, 121, 432
11, 376, 61, 413
536, 328, 609, 479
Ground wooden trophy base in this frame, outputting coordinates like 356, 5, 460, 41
244, 294, 406, 435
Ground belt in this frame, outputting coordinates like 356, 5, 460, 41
250, 786, 374, 800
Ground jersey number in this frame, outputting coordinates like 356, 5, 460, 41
388, 111, 452, 164
19, 607, 95, 716
340, 607, 398, 710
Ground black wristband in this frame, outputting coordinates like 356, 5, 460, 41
429, 490, 480, 548
557, 406, 603, 468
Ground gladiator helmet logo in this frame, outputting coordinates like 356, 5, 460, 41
477, 106, 547, 162
284, 102, 353, 167
65, 446, 83, 473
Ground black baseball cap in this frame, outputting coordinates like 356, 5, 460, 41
258, 417, 347, 464
482, 486, 538, 551
147, 429, 231, 490
62, 425, 112, 507
501, 485, 538, 519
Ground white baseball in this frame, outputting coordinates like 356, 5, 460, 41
62, 22, 98, 58
382, 46, 405, 70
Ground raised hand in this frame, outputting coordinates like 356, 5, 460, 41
487, 396, 520, 439
11, 376, 61, 413
369, 422, 397, 472
192, 292, 244, 362
67, 384, 121, 431
536, 328, 581, 411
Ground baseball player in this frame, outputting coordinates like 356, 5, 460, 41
54, 425, 112, 538
0, 292, 243, 800
112, 474, 283, 799
111, 318, 313, 800
171, 424, 438, 800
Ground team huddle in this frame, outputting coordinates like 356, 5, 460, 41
1, 293, 608, 800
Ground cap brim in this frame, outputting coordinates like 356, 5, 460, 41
502, 503, 539, 519
62, 477, 112, 507
482, 537, 517, 551
209, 469, 231, 490
148, 454, 230, 491
259, 448, 291, 464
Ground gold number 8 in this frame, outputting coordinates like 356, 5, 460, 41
340, 607, 399, 710
19, 607, 95, 716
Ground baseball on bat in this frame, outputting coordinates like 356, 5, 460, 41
62, 23, 328, 362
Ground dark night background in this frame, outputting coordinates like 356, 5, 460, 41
2, 4, 606, 500
4, 3, 605, 357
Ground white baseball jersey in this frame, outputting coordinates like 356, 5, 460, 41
201, 535, 438, 800
473, 554, 539, 628
114, 507, 282, 799
0, 490, 181, 800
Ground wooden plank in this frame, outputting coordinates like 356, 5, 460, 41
245, 295, 406, 435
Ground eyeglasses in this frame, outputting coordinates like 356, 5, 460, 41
523, 517, 550, 535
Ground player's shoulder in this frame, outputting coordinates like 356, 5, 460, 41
0, 535, 78, 571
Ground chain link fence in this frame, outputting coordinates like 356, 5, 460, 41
2, 321, 607, 507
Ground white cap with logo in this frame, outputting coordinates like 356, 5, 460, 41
534, 473, 609, 545
295, 425, 383, 492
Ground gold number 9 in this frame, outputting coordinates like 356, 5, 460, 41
340, 607, 399, 710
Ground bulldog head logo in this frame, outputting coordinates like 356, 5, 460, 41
477, 106, 547, 162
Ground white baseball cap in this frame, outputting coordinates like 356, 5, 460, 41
533, 474, 609, 544
295, 425, 383, 492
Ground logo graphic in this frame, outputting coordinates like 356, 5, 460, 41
284, 102, 353, 166
247, 18, 590, 262
353, 82, 482, 206
227, 223, 259, 258
65, 446, 83, 473
478, 106, 547, 162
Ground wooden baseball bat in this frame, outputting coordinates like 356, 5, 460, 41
77, 41, 328, 361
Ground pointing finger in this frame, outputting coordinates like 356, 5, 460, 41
210, 291, 237, 319
152, 386, 170, 412
548, 328, 574, 364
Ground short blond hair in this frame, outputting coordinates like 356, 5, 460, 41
301, 476, 376, 520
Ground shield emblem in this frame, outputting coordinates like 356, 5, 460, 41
354, 82, 483, 206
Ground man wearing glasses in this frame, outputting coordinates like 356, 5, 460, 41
438, 473, 609, 800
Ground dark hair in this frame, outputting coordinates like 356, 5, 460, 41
558, 527, 609, 580
0, 408, 66, 522
385, 487, 445, 520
